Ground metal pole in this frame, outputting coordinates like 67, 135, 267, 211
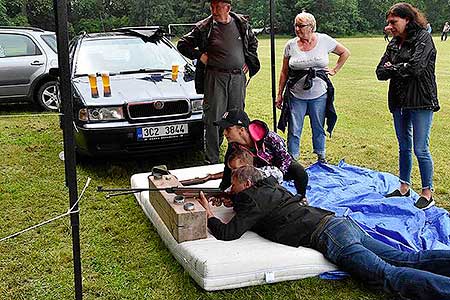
269, 0, 277, 131
53, 0, 83, 299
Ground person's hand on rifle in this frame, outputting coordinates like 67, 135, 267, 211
207, 195, 233, 207
209, 196, 223, 207
222, 198, 234, 207
219, 186, 234, 207
198, 191, 214, 218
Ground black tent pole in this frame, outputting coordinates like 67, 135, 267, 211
269, 0, 277, 131
53, 1, 83, 299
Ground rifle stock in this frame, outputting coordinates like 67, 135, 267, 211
180, 172, 223, 186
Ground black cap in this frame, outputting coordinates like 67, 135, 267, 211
214, 109, 250, 129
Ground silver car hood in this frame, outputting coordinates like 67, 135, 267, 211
73, 73, 200, 106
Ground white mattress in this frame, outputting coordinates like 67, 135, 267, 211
131, 164, 337, 291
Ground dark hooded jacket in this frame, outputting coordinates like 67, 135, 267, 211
208, 176, 334, 247
177, 12, 260, 94
376, 25, 439, 113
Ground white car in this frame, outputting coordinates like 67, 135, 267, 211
68, 27, 204, 157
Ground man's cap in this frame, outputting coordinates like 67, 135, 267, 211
214, 109, 250, 129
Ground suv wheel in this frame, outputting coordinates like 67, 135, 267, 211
36, 81, 59, 111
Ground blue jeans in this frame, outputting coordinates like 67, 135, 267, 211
393, 109, 434, 190
315, 217, 450, 300
287, 93, 327, 159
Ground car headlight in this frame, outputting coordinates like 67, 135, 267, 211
78, 107, 124, 121
191, 99, 203, 112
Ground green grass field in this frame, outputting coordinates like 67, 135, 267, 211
0, 36, 449, 299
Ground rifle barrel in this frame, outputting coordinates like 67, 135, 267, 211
98, 187, 151, 192
105, 190, 140, 198
98, 186, 225, 199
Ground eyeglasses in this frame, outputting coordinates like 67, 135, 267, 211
295, 23, 310, 28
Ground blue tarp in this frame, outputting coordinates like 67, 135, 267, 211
283, 160, 450, 252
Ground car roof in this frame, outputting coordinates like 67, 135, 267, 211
79, 26, 166, 42
0, 26, 55, 35
81, 32, 135, 40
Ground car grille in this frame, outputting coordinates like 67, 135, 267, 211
127, 99, 190, 120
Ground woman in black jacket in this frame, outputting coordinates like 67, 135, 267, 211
376, 3, 439, 209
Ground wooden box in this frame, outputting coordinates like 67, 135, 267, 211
148, 174, 207, 243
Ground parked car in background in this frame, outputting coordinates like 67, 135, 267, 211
0, 26, 59, 111
68, 27, 204, 157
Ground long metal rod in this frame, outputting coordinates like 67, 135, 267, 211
97, 186, 222, 192
97, 186, 224, 199
269, 0, 277, 131
53, 0, 83, 299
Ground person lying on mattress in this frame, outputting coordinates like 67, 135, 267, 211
197, 166, 450, 300
214, 109, 308, 197
212, 147, 287, 207
217, 147, 308, 207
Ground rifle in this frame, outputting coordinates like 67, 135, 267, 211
179, 171, 223, 186
97, 186, 228, 200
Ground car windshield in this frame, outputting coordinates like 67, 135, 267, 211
74, 37, 187, 75
41, 34, 57, 53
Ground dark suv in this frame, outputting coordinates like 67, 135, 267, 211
0, 26, 59, 111
68, 27, 204, 157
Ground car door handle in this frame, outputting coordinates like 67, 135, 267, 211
30, 61, 44, 66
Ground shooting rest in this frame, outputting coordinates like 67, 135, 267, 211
148, 174, 207, 242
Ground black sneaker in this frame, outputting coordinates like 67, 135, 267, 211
414, 196, 435, 209
385, 189, 410, 198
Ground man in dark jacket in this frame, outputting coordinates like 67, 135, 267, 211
197, 166, 450, 300
177, 0, 260, 164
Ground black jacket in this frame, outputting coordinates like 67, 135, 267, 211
177, 12, 260, 94
376, 26, 439, 113
208, 176, 334, 247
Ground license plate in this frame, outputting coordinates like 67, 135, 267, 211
137, 124, 188, 140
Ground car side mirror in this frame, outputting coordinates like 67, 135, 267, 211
49, 68, 60, 78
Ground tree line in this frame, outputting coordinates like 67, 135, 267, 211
1, 0, 449, 36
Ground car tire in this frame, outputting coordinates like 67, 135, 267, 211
36, 81, 59, 111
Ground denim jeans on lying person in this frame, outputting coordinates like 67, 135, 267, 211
287, 93, 327, 160
392, 108, 434, 190
314, 217, 450, 300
